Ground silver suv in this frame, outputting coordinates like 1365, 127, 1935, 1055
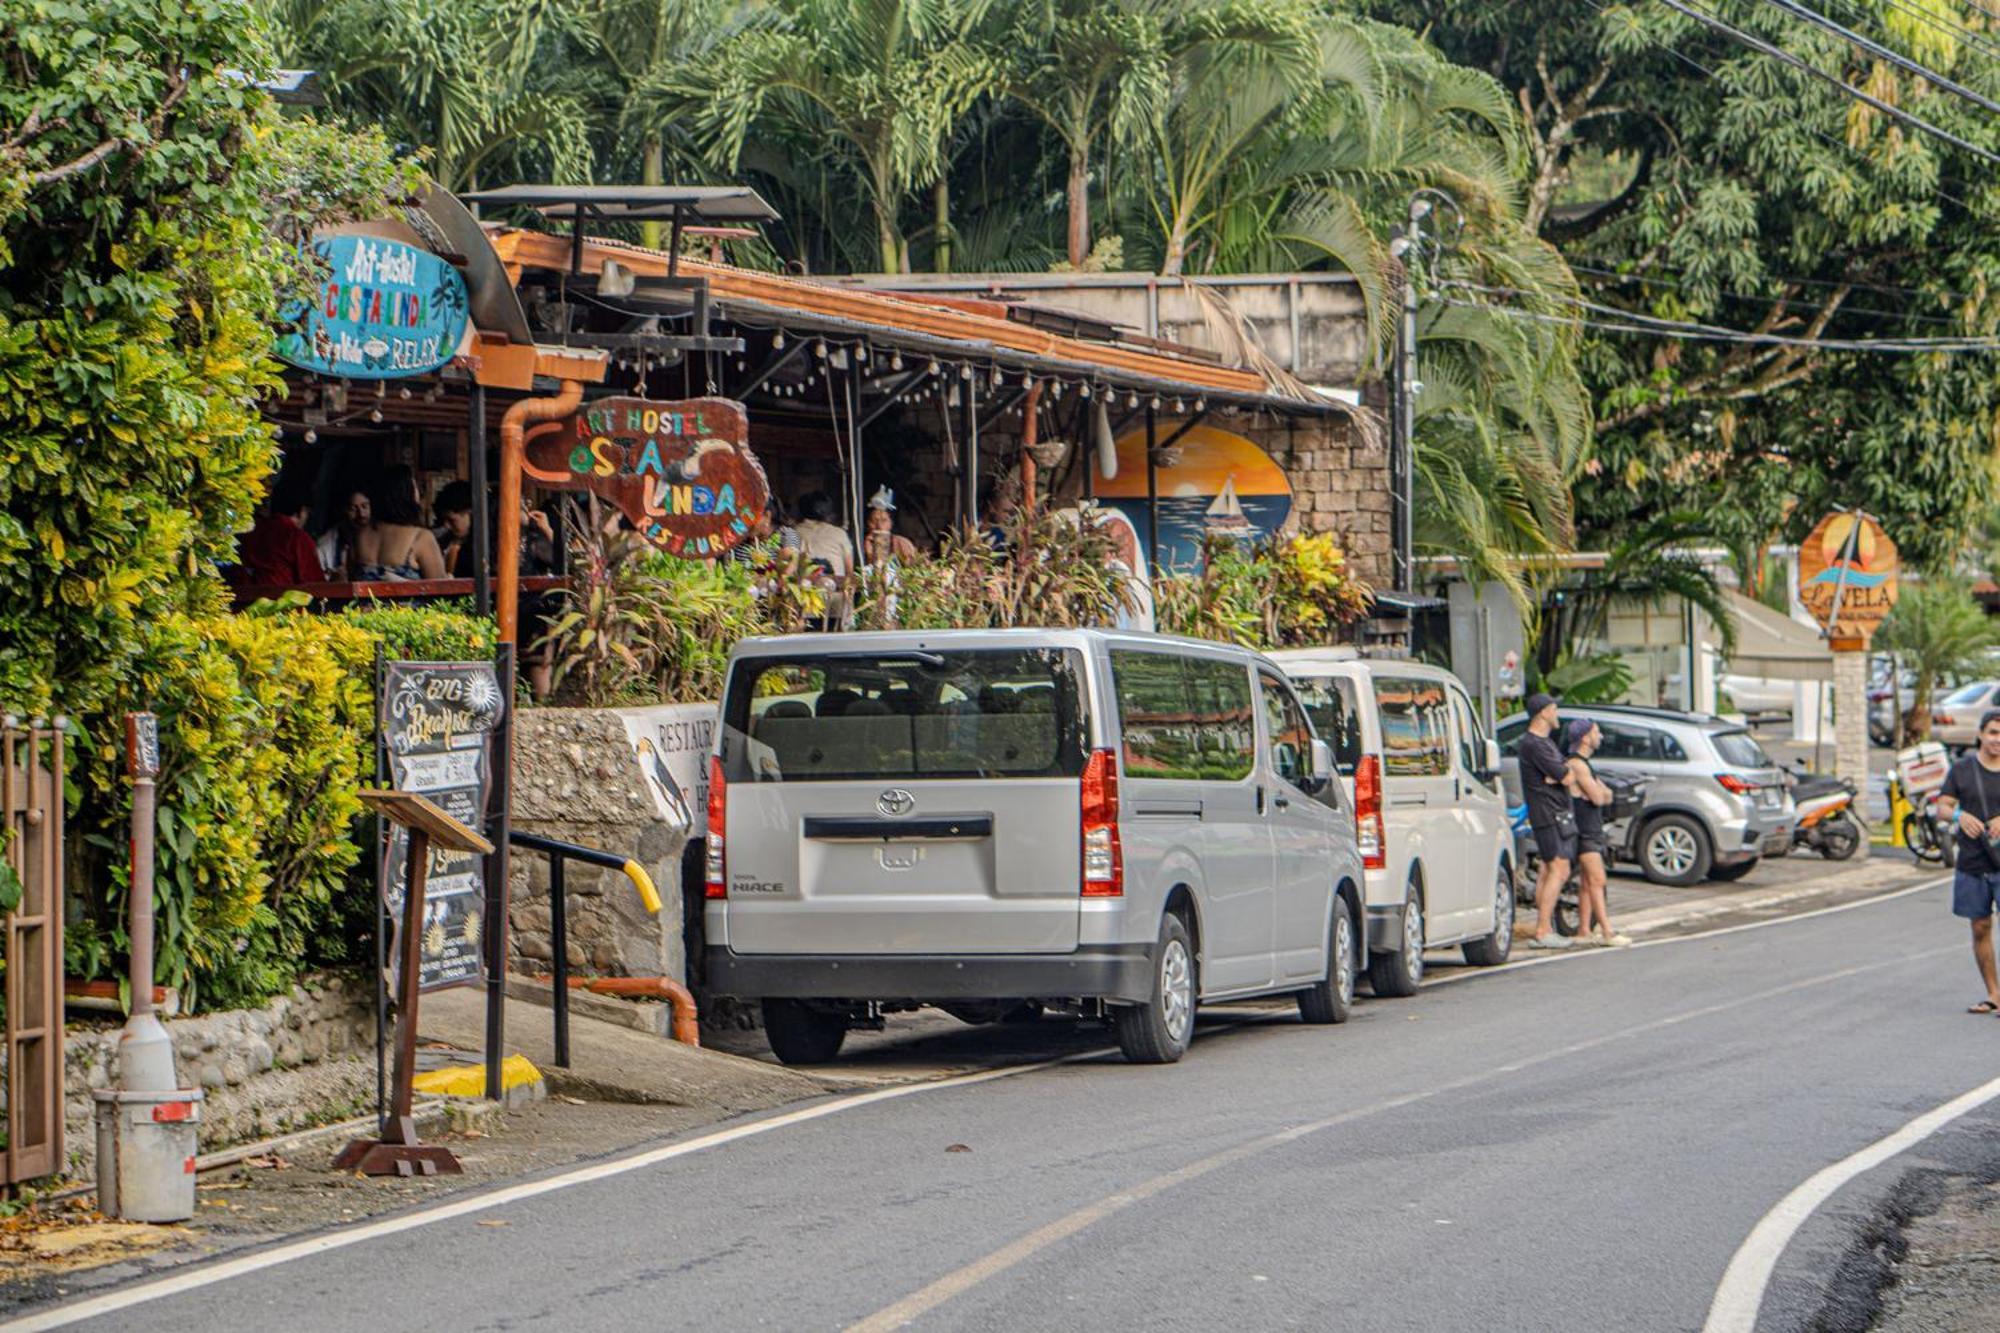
1497, 704, 1794, 886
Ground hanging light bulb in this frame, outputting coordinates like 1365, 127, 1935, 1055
1173, 397, 1185, 413
1126, 390, 1139, 408
959, 364, 972, 380
1080, 382, 1093, 398
1049, 381, 1064, 399
856, 344, 870, 362
890, 351, 904, 371
772, 330, 786, 349
1023, 374, 1036, 390
735, 357, 747, 371
926, 359, 940, 375
991, 366, 1003, 387
304, 428, 318, 443
1195, 396, 1207, 413
398, 385, 412, 400
1151, 395, 1162, 410
369, 407, 383, 423
813, 340, 827, 358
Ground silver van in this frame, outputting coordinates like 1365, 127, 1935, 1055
703, 629, 1366, 1065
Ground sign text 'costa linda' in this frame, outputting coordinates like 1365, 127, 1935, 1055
276, 234, 470, 379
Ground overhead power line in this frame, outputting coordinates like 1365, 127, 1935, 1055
1570, 263, 1971, 327
1759, 0, 2000, 116
1847, 0, 2000, 67
1660, 0, 2000, 164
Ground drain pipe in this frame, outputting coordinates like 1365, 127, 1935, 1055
565, 976, 701, 1046
497, 380, 584, 647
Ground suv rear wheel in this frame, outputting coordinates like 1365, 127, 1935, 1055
762, 999, 848, 1065
1640, 814, 1713, 886
1367, 883, 1424, 998
1114, 912, 1197, 1063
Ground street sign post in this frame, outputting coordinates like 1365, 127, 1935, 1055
1796, 512, 1900, 789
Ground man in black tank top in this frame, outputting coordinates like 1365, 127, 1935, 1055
1937, 709, 2000, 1014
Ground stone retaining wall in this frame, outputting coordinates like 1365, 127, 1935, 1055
62, 973, 374, 1174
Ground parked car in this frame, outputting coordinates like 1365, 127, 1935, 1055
1931, 680, 2000, 752
702, 629, 1366, 1066
1265, 651, 1517, 997
1497, 703, 1794, 887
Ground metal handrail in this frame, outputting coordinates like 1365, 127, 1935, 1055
506, 831, 674, 1066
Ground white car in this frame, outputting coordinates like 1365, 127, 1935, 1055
1265, 651, 1516, 995
1932, 680, 2000, 751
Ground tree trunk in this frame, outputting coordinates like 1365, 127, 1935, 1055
933, 177, 952, 272
1066, 145, 1090, 268
640, 137, 665, 251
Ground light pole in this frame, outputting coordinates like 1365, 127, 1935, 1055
1386, 189, 1461, 596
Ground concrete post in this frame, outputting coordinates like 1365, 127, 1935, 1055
1833, 647, 1869, 790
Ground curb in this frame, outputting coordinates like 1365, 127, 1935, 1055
1618, 860, 1937, 936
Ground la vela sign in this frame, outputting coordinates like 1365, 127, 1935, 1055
1797, 511, 1899, 645
526, 396, 770, 558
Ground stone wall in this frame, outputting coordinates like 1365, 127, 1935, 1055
508, 707, 691, 982
63, 973, 373, 1174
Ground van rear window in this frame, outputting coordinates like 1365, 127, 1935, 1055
721, 648, 1088, 782
1293, 675, 1362, 774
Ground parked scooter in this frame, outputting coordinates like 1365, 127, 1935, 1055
1785, 763, 1862, 860
1510, 772, 1650, 936
1891, 741, 1957, 867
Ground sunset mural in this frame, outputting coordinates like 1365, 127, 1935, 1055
1098, 423, 1293, 569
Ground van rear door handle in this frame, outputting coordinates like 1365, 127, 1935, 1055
1273, 794, 1291, 811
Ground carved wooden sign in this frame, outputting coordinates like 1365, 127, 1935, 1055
525, 396, 769, 559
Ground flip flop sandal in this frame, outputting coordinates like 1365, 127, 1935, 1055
1968, 1001, 1999, 1015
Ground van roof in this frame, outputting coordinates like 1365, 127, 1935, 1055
728, 627, 1272, 660
1264, 651, 1463, 683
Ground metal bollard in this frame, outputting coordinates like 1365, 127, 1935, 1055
93, 1088, 203, 1223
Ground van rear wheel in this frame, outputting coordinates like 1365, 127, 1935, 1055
1462, 864, 1516, 967
1297, 898, 1357, 1025
1114, 913, 1196, 1063
1367, 886, 1424, 998
762, 999, 847, 1065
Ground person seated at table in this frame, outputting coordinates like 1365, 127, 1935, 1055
863, 486, 919, 569
353, 465, 446, 581
235, 468, 325, 589
433, 481, 474, 575
316, 485, 371, 579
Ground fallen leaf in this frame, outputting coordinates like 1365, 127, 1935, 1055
242, 1155, 292, 1171
477, 1219, 510, 1228
554, 1094, 587, 1106
944, 1144, 972, 1153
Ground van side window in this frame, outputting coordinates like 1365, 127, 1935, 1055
1111, 651, 1255, 782
1375, 677, 1451, 777
1447, 687, 1482, 775
1257, 672, 1314, 788
1294, 675, 1362, 775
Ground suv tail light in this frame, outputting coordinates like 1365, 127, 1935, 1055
1715, 772, 1755, 795
1080, 748, 1123, 896
1355, 753, 1386, 870
703, 754, 727, 899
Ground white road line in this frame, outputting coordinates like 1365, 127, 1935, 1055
1703, 1071, 2000, 1333
0, 1054, 1109, 1333
6, 874, 1954, 1329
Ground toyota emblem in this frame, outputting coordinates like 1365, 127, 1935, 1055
876, 788, 916, 817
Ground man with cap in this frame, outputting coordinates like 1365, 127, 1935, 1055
1518, 692, 1575, 949
1936, 708, 2000, 1014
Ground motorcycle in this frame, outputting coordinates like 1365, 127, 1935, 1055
1889, 767, 1956, 867
1785, 765, 1862, 860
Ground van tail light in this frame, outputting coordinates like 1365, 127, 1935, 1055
1080, 748, 1124, 897
1354, 753, 1386, 870
1714, 772, 1755, 795
703, 754, 727, 899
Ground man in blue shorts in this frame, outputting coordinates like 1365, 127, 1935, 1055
1936, 708, 2000, 1014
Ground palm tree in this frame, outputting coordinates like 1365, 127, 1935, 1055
263, 0, 597, 191
1877, 579, 2000, 739
668, 0, 1002, 273
1004, 0, 1169, 268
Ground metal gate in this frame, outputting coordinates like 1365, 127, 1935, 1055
3, 718, 65, 1187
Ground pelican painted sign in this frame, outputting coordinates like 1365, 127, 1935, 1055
528, 396, 770, 559
276, 235, 470, 378
1798, 511, 1899, 643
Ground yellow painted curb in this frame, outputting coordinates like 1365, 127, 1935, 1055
412, 1053, 542, 1098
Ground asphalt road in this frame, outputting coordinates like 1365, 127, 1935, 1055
24, 877, 2000, 1333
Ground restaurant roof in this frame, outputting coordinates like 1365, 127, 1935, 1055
461, 185, 781, 223
487, 228, 1358, 420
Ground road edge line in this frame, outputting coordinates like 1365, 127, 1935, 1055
1702, 1071, 2000, 1333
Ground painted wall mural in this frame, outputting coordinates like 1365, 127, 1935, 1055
1094, 423, 1293, 570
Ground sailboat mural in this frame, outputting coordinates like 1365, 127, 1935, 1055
1096, 424, 1293, 569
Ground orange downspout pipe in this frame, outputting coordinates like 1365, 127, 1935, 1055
497, 380, 585, 646
1017, 382, 1044, 517
566, 976, 701, 1046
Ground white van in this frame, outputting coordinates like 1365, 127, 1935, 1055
1264, 652, 1515, 993
703, 629, 1367, 1065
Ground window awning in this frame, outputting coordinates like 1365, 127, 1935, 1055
1723, 589, 1833, 682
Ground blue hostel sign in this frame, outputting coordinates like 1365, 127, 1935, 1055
277, 234, 470, 378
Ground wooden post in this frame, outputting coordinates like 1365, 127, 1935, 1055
335, 791, 493, 1178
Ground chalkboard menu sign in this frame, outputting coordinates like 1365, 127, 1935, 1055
380, 661, 505, 991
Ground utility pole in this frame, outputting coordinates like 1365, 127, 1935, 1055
1396, 223, 1419, 595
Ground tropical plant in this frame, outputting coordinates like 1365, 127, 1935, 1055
670, 0, 1003, 272
853, 508, 1139, 630
1154, 531, 1374, 647
1532, 510, 1737, 680
1876, 578, 2000, 739
1534, 649, 1635, 707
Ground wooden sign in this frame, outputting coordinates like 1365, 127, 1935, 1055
1798, 511, 1899, 645
379, 660, 505, 991
525, 396, 770, 559
276, 234, 469, 379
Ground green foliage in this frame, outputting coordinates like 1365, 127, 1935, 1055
853, 508, 1139, 631
0, 0, 410, 723
342, 600, 497, 662
1155, 531, 1375, 648
73, 611, 375, 1011
1876, 577, 2000, 736
1534, 650, 1635, 707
